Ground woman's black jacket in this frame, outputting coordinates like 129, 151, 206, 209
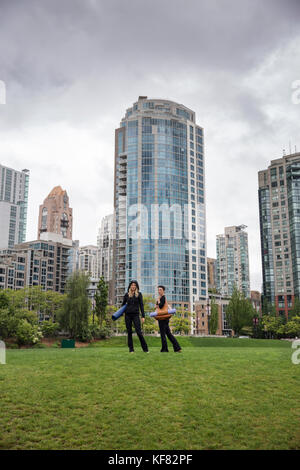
122, 292, 145, 317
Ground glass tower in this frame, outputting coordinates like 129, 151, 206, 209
113, 97, 207, 324
216, 225, 250, 299
0, 165, 29, 249
258, 152, 300, 317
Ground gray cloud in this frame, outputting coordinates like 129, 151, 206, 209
0, 0, 300, 291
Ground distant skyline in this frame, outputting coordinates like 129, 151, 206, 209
0, 0, 300, 292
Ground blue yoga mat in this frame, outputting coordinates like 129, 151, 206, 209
149, 308, 176, 318
112, 304, 127, 321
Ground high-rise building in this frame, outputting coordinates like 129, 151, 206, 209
97, 214, 114, 282
0, 235, 71, 294
258, 152, 300, 317
97, 214, 114, 303
38, 186, 73, 240
78, 245, 100, 279
216, 225, 250, 298
67, 240, 80, 276
113, 96, 207, 329
207, 257, 217, 291
0, 165, 29, 249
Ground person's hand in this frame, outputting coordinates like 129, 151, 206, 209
141, 317, 145, 324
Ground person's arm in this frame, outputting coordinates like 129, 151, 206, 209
158, 295, 166, 309
139, 293, 145, 318
121, 293, 128, 306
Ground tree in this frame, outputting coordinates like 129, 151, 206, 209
170, 315, 190, 335
261, 297, 276, 316
289, 297, 300, 320
209, 297, 219, 335
0, 290, 10, 309
94, 276, 108, 327
225, 285, 254, 336
58, 271, 91, 340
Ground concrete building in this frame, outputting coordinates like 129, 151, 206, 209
207, 257, 217, 291
0, 234, 71, 293
0, 165, 29, 249
78, 245, 100, 279
113, 96, 207, 332
38, 186, 73, 241
195, 293, 231, 336
97, 214, 114, 282
258, 152, 300, 317
216, 225, 250, 299
97, 214, 114, 303
67, 239, 80, 276
250, 290, 262, 315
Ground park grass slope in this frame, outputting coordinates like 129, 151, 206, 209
0, 337, 299, 450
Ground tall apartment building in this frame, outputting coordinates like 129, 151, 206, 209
97, 214, 114, 282
258, 152, 300, 317
78, 245, 100, 279
97, 214, 114, 303
67, 240, 80, 276
0, 235, 71, 293
207, 257, 217, 291
38, 186, 73, 240
113, 96, 207, 331
216, 225, 250, 298
0, 165, 29, 249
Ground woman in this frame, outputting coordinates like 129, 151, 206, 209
122, 280, 149, 353
156, 285, 181, 353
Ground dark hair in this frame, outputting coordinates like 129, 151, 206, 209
158, 285, 165, 291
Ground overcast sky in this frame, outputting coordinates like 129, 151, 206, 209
0, 0, 300, 291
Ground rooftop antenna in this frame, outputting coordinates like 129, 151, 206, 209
289, 141, 292, 155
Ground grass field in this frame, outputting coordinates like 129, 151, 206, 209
0, 336, 299, 450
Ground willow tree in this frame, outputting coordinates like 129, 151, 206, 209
59, 271, 91, 339
225, 285, 254, 336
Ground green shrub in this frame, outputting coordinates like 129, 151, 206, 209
240, 326, 254, 337
75, 324, 92, 342
41, 320, 60, 337
90, 324, 112, 340
15, 319, 43, 346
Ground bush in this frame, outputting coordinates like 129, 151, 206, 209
15, 320, 43, 346
240, 326, 254, 337
75, 324, 93, 342
0, 308, 15, 339
41, 320, 60, 337
90, 324, 112, 340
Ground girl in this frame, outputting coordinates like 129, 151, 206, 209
122, 280, 149, 353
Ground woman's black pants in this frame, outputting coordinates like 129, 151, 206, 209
125, 313, 148, 352
158, 319, 181, 352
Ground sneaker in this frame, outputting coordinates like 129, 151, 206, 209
175, 349, 182, 353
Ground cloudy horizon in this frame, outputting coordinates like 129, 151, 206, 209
0, 0, 300, 292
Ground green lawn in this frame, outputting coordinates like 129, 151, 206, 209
0, 337, 299, 450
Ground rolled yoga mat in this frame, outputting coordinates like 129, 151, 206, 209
112, 304, 127, 321
149, 308, 176, 318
